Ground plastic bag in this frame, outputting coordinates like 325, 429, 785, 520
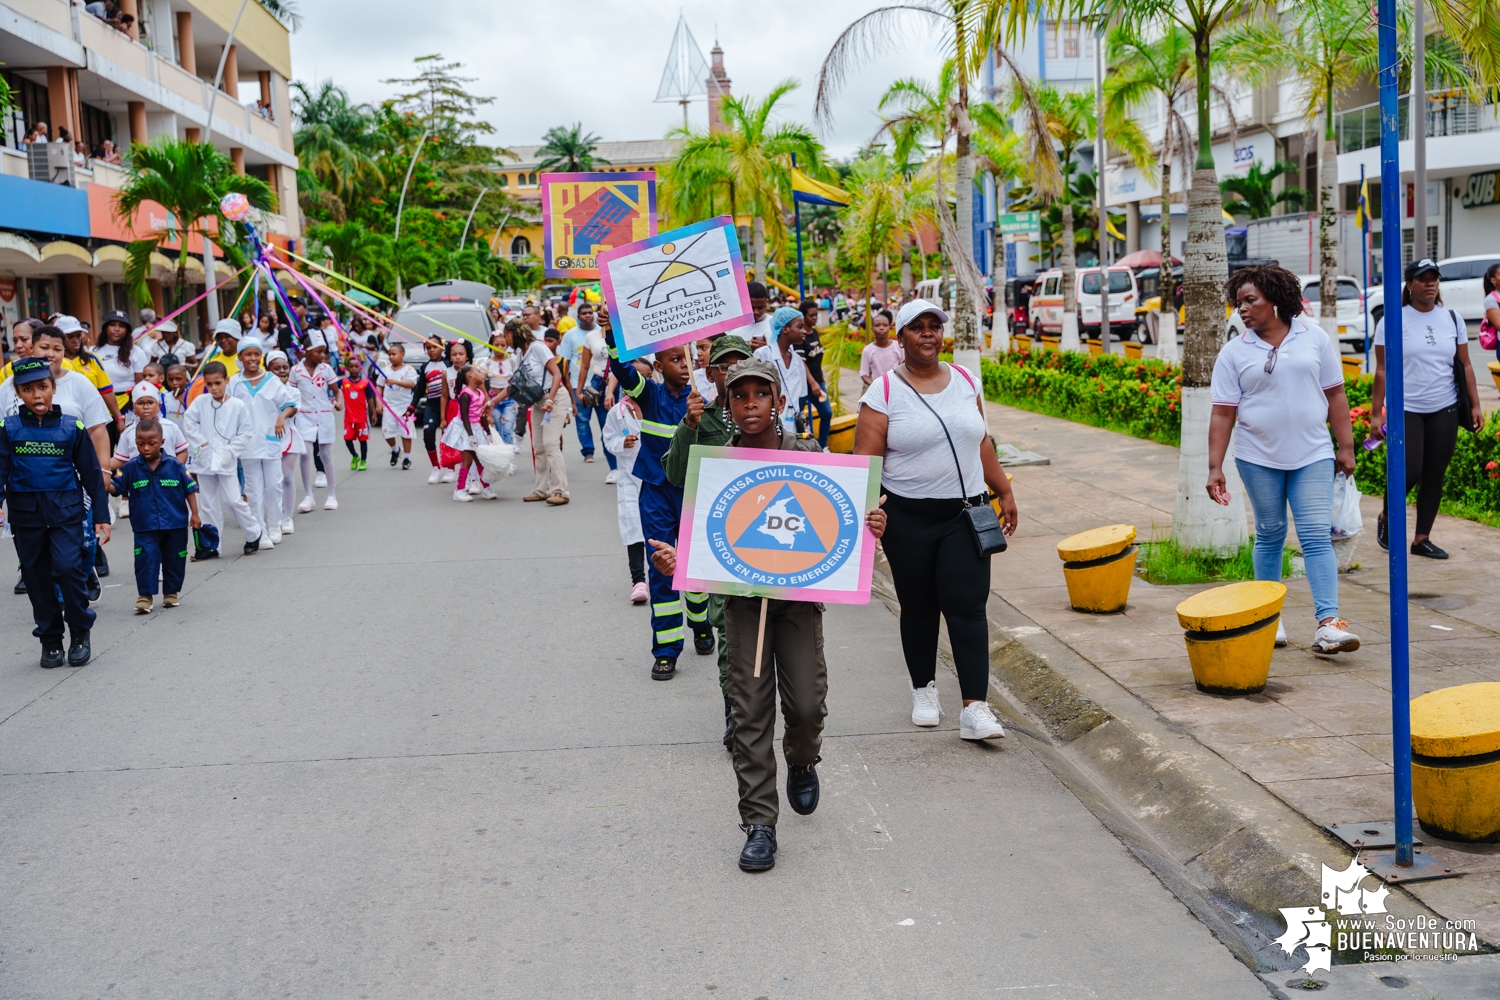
1331, 473, 1363, 537
474, 434, 517, 478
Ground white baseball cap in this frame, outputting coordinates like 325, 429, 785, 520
894, 298, 948, 332
53, 314, 84, 335
213, 318, 242, 339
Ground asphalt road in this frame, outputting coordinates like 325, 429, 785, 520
0, 442, 1271, 999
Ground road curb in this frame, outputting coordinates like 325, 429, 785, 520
869, 554, 1462, 973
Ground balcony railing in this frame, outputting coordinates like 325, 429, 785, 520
1336, 93, 1499, 152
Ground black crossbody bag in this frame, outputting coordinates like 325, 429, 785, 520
892, 369, 1008, 556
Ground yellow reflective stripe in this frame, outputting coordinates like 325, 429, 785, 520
640, 419, 677, 437
624, 377, 646, 399
652, 601, 682, 616
655, 627, 685, 643
685, 607, 708, 623
684, 592, 707, 602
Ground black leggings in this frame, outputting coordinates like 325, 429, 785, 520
627, 541, 645, 584
881, 490, 993, 701
1381, 404, 1458, 537
344, 438, 367, 461
423, 399, 441, 454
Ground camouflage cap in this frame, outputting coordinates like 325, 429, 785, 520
709, 335, 752, 364
723, 357, 781, 391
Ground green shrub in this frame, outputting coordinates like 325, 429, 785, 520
1137, 535, 1294, 586
979, 350, 1183, 445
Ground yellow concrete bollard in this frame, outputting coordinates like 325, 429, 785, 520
1488, 360, 1500, 395
1175, 581, 1287, 695
1411, 682, 1500, 843
825, 413, 859, 454
1123, 340, 1143, 359
1040, 333, 1061, 352
1057, 524, 1137, 613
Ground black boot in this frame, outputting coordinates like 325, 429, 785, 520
67, 630, 91, 667
40, 639, 64, 669
787, 756, 822, 816
738, 824, 777, 872
94, 544, 109, 578
693, 627, 715, 656
243, 536, 261, 556
722, 695, 735, 750
651, 656, 677, 681
86, 570, 102, 603
14, 570, 26, 594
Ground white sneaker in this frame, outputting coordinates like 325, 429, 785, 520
1312, 618, 1361, 654
280, 518, 295, 535
911, 681, 941, 727
297, 495, 315, 513
428, 468, 442, 484
480, 486, 498, 500
605, 470, 618, 485
323, 496, 338, 510
452, 488, 473, 503
314, 472, 327, 488
959, 701, 1006, 740
1275, 620, 1287, 647
258, 535, 274, 550
467, 478, 482, 495
268, 527, 282, 545
441, 469, 457, 483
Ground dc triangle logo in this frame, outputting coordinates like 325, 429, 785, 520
732, 483, 828, 553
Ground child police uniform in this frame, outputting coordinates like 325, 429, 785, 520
0, 358, 110, 667
113, 452, 197, 605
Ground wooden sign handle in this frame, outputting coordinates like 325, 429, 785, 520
753, 596, 768, 678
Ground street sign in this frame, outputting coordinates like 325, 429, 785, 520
999, 211, 1041, 236
673, 446, 882, 604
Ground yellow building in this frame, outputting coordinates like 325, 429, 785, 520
487, 139, 680, 268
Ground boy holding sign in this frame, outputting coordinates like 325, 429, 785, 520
652, 358, 887, 872
604, 319, 714, 680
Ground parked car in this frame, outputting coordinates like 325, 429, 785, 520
1029, 267, 1137, 339
393, 280, 495, 344
1225, 274, 1367, 344
1366, 254, 1500, 327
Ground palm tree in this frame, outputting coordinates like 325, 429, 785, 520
842, 149, 935, 337
257, 0, 302, 30
1220, 160, 1307, 219
116, 138, 273, 309
293, 80, 386, 214
816, 1, 1054, 368
535, 123, 610, 172
875, 64, 959, 304
1220, 0, 1482, 337
664, 81, 822, 280
305, 220, 394, 292
1104, 20, 1198, 360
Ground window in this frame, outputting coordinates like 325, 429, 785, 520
497, 173, 508, 188
510, 236, 531, 257
1045, 23, 1058, 59
1043, 277, 1060, 295
1062, 21, 1080, 58
527, 171, 538, 186
1081, 271, 1133, 294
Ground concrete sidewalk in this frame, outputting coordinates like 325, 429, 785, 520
979, 395, 1500, 945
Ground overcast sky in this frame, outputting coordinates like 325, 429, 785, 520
288, 0, 947, 159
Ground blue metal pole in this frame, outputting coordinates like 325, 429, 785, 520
1361, 164, 1370, 370
793, 154, 807, 300
1376, 0, 1414, 868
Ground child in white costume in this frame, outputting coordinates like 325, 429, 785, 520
602, 358, 649, 603
266, 350, 304, 535
230, 337, 298, 546
183, 361, 264, 556
288, 329, 343, 511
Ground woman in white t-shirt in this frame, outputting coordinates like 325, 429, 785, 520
505, 322, 569, 503
1208, 264, 1359, 654
1481, 263, 1500, 363
95, 311, 149, 415
855, 299, 1017, 742
1368, 258, 1483, 560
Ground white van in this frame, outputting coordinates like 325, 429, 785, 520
1027, 267, 1137, 339
393, 280, 495, 344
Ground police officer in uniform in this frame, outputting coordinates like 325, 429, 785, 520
0, 357, 111, 667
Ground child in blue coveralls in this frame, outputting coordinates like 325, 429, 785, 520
112, 417, 201, 614
0, 357, 112, 668
603, 309, 714, 681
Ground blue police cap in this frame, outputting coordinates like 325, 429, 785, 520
11, 357, 53, 386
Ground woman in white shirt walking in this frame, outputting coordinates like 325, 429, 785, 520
855, 299, 1018, 741
1207, 264, 1359, 653
1367, 258, 1483, 559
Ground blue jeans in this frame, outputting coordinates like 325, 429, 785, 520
1235, 457, 1339, 623
802, 394, 832, 447
494, 399, 516, 444
572, 387, 595, 457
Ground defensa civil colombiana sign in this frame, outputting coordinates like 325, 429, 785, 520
597, 215, 753, 362
673, 445, 883, 604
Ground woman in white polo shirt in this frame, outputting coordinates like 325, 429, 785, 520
1206, 264, 1360, 654
1367, 258, 1483, 560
